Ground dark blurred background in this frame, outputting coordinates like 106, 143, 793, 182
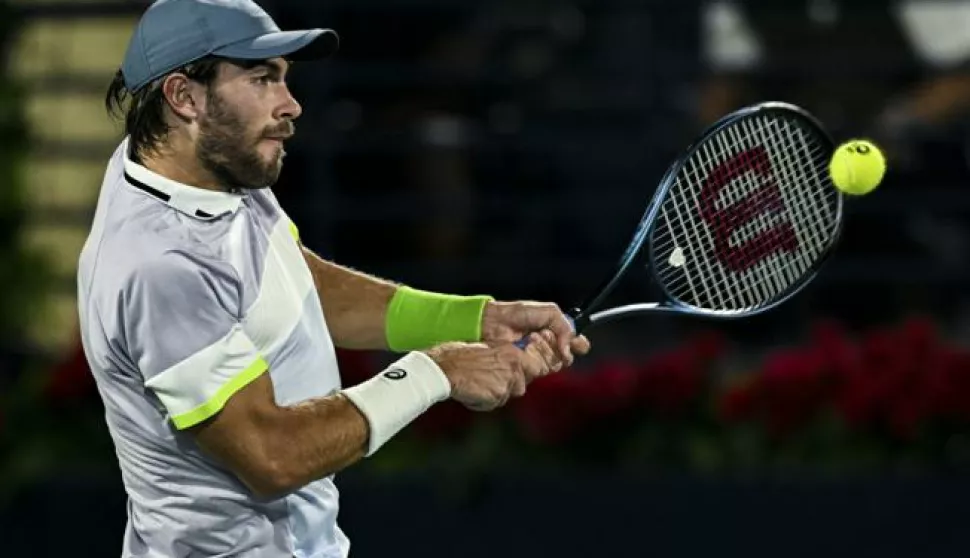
3, 0, 970, 556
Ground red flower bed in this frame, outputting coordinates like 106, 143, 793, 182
406, 317, 970, 471
510, 331, 722, 445
717, 316, 970, 443
28, 317, 970, 471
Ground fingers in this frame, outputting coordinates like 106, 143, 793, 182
537, 330, 564, 373
520, 331, 562, 379
449, 329, 580, 413
545, 308, 577, 367
488, 300, 583, 367
508, 369, 527, 398
490, 333, 560, 402
569, 334, 591, 357
532, 316, 585, 367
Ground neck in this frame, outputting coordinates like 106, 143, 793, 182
136, 141, 225, 192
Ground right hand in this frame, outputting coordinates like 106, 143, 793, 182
424, 330, 563, 412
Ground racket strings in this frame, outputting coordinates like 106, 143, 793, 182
697, 118, 832, 306
672, 122, 835, 308
651, 113, 839, 311
741, 120, 833, 303
683, 116, 836, 308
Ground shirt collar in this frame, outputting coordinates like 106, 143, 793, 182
121, 139, 246, 221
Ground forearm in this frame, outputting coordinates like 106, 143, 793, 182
195, 354, 450, 499
301, 247, 493, 352
264, 353, 450, 495
261, 394, 369, 493
302, 247, 397, 349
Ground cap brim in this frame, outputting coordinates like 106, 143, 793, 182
214, 29, 339, 61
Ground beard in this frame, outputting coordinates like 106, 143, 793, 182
196, 91, 292, 191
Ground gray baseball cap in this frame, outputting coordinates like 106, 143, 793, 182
121, 0, 339, 91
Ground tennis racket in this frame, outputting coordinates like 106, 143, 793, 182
518, 101, 843, 346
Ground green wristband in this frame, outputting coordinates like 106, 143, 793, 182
385, 286, 494, 351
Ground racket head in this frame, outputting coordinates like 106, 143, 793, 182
643, 101, 842, 318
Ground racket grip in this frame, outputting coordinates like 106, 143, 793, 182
513, 315, 577, 349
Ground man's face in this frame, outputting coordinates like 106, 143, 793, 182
195, 58, 301, 190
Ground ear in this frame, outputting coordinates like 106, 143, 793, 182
160, 73, 203, 121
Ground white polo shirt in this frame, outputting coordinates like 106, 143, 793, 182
77, 138, 349, 557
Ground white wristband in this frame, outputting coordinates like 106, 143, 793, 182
339, 351, 451, 456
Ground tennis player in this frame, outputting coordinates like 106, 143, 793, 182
76, 1, 590, 556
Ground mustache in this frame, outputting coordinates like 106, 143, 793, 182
263, 121, 295, 139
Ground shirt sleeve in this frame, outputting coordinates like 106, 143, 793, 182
123, 250, 267, 430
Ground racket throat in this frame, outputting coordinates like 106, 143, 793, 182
567, 307, 592, 334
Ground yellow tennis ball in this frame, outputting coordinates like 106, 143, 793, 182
829, 139, 886, 196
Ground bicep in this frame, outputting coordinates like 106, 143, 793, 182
189, 368, 371, 497
189, 371, 280, 489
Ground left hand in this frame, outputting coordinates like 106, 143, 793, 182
480, 301, 591, 367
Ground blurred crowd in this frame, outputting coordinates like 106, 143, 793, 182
255, 0, 970, 345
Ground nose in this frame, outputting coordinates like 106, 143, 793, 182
276, 85, 302, 121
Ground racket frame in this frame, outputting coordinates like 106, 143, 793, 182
571, 101, 844, 331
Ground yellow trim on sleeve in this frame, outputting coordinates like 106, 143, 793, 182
288, 220, 300, 243
170, 357, 269, 430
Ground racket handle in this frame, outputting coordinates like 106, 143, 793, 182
513, 314, 577, 349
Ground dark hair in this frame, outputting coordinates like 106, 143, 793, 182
104, 56, 225, 160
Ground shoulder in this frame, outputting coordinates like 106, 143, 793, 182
96, 180, 240, 290
123, 247, 244, 318
129, 248, 237, 286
